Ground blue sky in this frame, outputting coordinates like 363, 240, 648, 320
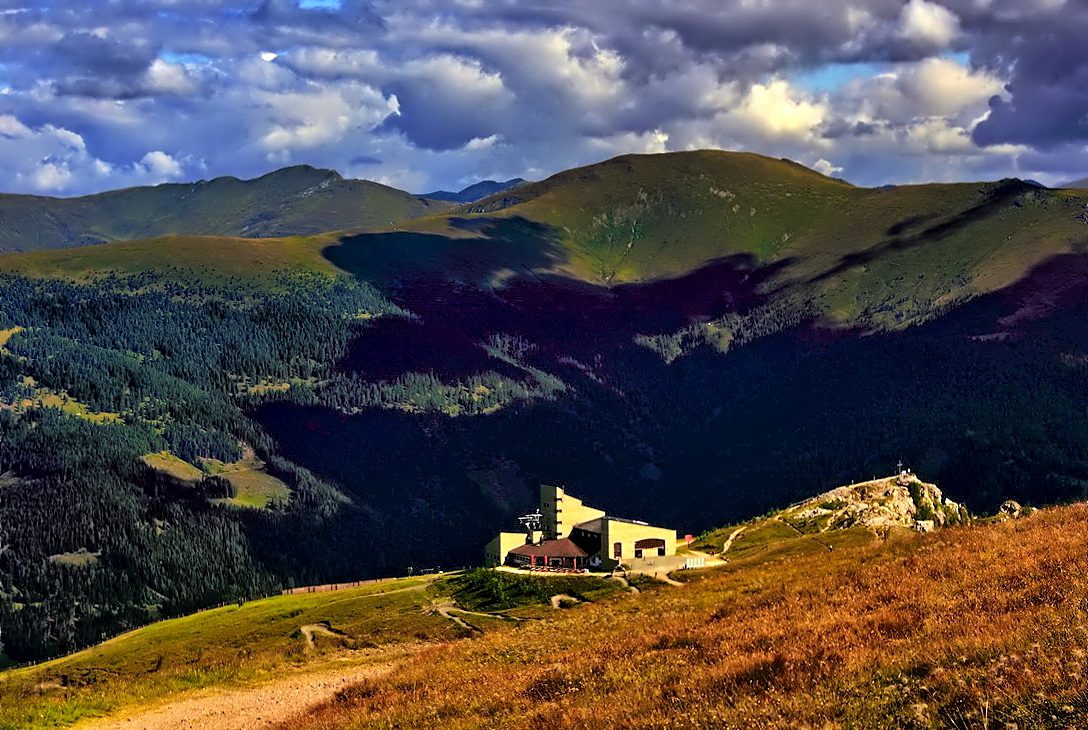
0, 0, 1084, 196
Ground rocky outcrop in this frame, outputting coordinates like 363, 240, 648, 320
995, 499, 1035, 521
781, 473, 970, 534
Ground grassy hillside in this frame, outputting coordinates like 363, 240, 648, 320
4, 501, 1085, 728
0, 166, 448, 254
499, 155, 1081, 329
0, 233, 342, 280
312, 152, 1058, 336
287, 504, 1088, 729
5, 151, 1085, 328
0, 571, 624, 729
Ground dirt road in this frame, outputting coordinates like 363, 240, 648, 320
76, 658, 404, 730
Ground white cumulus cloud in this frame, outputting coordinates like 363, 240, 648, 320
898, 0, 961, 49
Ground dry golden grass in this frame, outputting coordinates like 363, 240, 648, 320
0, 326, 21, 348
284, 505, 1088, 729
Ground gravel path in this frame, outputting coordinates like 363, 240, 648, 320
76, 659, 404, 730
720, 526, 748, 555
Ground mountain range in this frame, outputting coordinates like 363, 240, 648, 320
1, 150, 1087, 672
420, 177, 528, 203
0, 165, 447, 253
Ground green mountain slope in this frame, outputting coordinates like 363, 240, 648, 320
0, 166, 449, 253
6, 151, 1086, 329
358, 150, 1088, 326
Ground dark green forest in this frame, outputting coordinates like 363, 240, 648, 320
0, 272, 402, 662
2, 250, 1088, 665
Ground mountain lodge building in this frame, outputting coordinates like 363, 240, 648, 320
484, 485, 677, 571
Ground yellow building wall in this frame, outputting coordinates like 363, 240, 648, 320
484, 532, 528, 567
539, 484, 606, 539
600, 520, 676, 570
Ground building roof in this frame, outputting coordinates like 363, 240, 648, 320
573, 515, 658, 533
606, 516, 652, 526
572, 517, 603, 533
509, 538, 588, 559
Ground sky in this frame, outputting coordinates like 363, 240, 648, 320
0, 0, 1086, 196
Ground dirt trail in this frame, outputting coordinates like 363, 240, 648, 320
76, 658, 403, 730
434, 603, 481, 633
720, 526, 748, 555
299, 623, 345, 651
430, 600, 525, 632
550, 594, 582, 608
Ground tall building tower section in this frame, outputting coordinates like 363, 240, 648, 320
539, 484, 605, 539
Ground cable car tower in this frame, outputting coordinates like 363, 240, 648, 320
517, 510, 542, 538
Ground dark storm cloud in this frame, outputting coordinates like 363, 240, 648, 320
971, 4, 1088, 149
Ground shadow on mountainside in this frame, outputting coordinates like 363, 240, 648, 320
322, 217, 566, 288
254, 249, 1088, 578
323, 215, 792, 380
334, 255, 791, 381
809, 179, 1041, 285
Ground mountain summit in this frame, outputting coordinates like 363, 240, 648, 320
422, 178, 528, 203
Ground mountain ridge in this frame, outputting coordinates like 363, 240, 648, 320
421, 177, 528, 203
0, 164, 449, 253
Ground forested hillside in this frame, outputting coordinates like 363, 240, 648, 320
2, 150, 1087, 666
0, 272, 402, 661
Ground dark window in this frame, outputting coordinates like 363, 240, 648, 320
634, 549, 643, 559
658, 547, 666, 556
613, 542, 622, 559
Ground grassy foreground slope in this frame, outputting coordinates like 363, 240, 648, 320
0, 166, 447, 253
4, 501, 1084, 729
288, 505, 1088, 730
0, 571, 624, 729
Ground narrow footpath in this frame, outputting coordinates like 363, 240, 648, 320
76, 654, 416, 730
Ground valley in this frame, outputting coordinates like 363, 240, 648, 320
0, 150, 1086, 680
